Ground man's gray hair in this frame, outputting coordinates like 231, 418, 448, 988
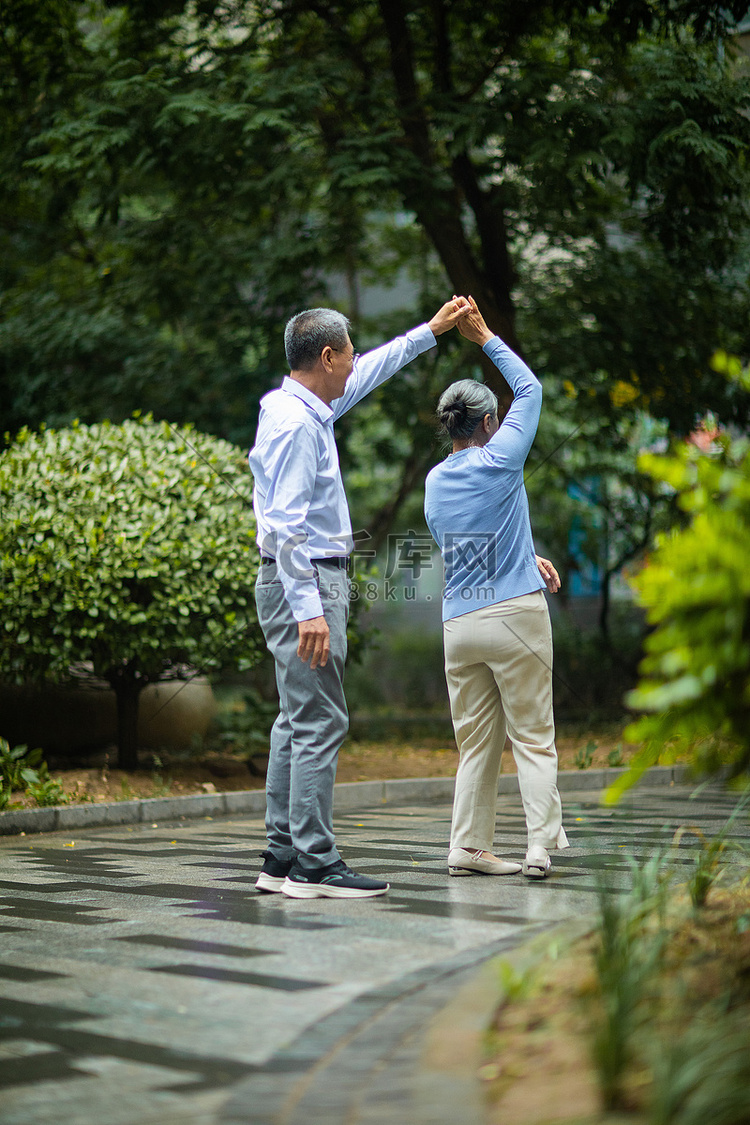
436, 379, 498, 440
284, 308, 352, 371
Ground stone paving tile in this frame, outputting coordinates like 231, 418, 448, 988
0, 785, 747, 1125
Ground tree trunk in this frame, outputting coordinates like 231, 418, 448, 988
598, 567, 612, 644
376, 0, 517, 411
416, 209, 516, 412
110, 667, 143, 771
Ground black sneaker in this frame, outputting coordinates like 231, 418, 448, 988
281, 859, 390, 899
255, 850, 294, 893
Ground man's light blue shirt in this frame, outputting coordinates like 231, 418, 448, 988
424, 336, 546, 622
249, 323, 436, 621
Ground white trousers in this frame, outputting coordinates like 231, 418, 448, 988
444, 590, 569, 852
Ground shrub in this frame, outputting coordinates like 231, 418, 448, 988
550, 604, 646, 722
345, 625, 447, 712
0, 416, 263, 768
0, 737, 45, 790
0, 736, 68, 808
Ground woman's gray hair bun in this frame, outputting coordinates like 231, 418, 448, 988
437, 379, 498, 440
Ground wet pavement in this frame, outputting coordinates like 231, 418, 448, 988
0, 781, 747, 1125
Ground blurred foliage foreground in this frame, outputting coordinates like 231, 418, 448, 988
611, 354, 750, 797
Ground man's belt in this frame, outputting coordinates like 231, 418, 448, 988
259, 556, 349, 569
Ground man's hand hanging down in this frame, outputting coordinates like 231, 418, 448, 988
297, 615, 330, 668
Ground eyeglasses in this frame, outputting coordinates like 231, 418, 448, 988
333, 348, 359, 364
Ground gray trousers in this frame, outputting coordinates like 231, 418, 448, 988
255, 560, 350, 869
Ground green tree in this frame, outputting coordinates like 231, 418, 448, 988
238, 0, 750, 544
2, 0, 749, 549
607, 353, 750, 799
0, 0, 334, 446
0, 415, 262, 769
236, 1, 750, 417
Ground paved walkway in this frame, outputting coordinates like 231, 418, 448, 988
0, 782, 747, 1125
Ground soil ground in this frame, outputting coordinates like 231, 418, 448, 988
8, 723, 636, 808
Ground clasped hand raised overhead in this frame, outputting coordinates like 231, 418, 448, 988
454, 295, 494, 347
427, 294, 494, 346
427, 296, 472, 336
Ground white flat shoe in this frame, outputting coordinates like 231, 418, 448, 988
447, 847, 522, 877
523, 845, 552, 878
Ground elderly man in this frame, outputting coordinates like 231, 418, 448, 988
248, 298, 469, 899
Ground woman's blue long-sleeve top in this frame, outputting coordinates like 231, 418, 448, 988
424, 335, 545, 622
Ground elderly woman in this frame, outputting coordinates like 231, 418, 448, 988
424, 297, 568, 879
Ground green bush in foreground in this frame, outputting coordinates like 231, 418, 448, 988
0, 416, 262, 769
608, 353, 750, 801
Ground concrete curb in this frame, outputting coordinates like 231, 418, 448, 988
0, 764, 690, 837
